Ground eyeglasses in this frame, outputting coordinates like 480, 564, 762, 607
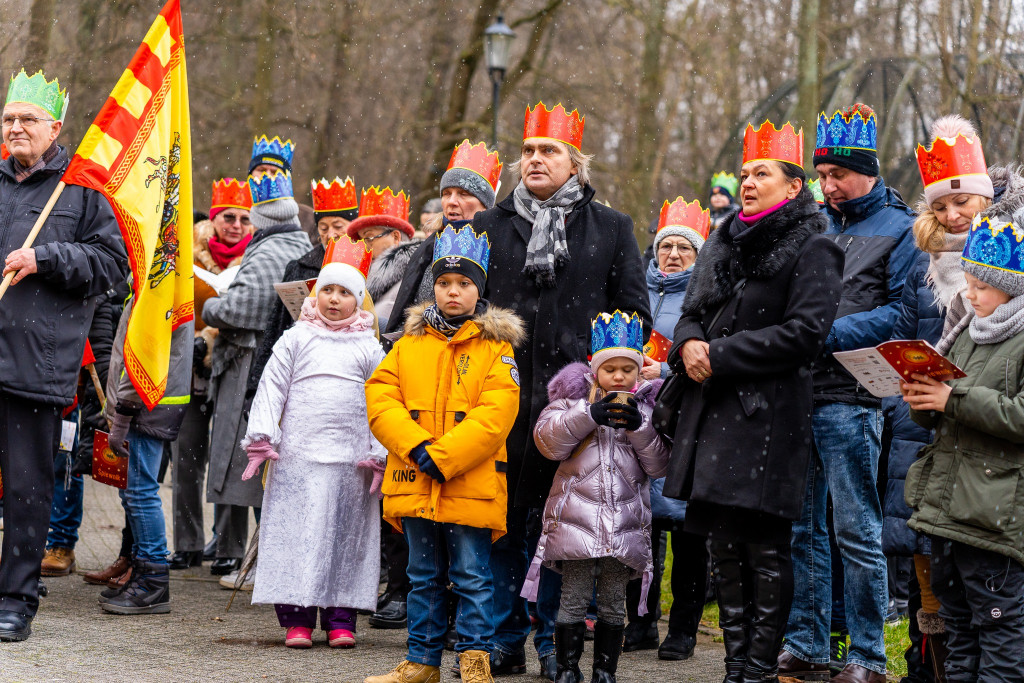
219, 212, 251, 226
361, 229, 395, 244
658, 242, 694, 254
1, 115, 55, 128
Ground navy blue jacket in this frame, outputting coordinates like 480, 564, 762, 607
881, 253, 942, 556
813, 177, 919, 405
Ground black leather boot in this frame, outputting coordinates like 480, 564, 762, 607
591, 621, 624, 683
99, 559, 171, 614
741, 542, 793, 683
710, 540, 749, 683
555, 621, 586, 683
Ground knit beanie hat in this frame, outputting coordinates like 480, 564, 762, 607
962, 206, 1024, 297
439, 140, 502, 209
249, 196, 299, 231
813, 103, 880, 177
440, 167, 496, 209
918, 115, 994, 206
314, 262, 366, 305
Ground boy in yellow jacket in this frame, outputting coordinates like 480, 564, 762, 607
365, 224, 524, 683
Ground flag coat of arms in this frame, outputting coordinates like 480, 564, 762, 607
62, 0, 193, 410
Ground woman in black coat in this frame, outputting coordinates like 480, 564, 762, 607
664, 146, 843, 682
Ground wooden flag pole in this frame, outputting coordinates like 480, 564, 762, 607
86, 362, 106, 407
0, 180, 67, 302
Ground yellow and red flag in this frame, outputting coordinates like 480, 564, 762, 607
62, 0, 192, 410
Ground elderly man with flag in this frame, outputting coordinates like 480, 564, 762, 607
0, 69, 128, 641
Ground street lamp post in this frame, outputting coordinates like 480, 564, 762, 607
484, 14, 515, 150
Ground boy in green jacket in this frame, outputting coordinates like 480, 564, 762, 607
901, 195, 1024, 682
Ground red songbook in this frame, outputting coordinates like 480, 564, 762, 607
92, 431, 128, 489
643, 330, 673, 363
833, 340, 966, 398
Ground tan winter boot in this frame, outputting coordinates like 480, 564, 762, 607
364, 660, 440, 683
459, 650, 494, 683
40, 547, 76, 576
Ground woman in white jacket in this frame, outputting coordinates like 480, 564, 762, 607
241, 258, 386, 649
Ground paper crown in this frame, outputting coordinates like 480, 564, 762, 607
432, 224, 491, 274
311, 177, 358, 213
916, 134, 988, 191
248, 170, 294, 205
6, 69, 69, 123
250, 135, 295, 169
808, 179, 825, 204
962, 215, 1024, 276
743, 120, 803, 167
448, 140, 502, 191
658, 197, 710, 238
710, 172, 739, 197
322, 236, 372, 278
523, 102, 585, 151
211, 178, 252, 211
590, 311, 644, 357
359, 186, 410, 221
815, 108, 877, 152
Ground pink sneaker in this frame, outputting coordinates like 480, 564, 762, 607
327, 628, 355, 648
285, 626, 313, 648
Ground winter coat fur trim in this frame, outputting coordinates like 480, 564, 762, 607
367, 239, 423, 301
403, 301, 526, 348
193, 219, 245, 274
546, 361, 663, 405
981, 164, 1024, 220
916, 608, 946, 635
682, 193, 827, 317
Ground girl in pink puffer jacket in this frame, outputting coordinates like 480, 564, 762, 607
522, 311, 670, 683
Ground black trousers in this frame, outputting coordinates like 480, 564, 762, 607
626, 520, 709, 636
931, 538, 1024, 682
382, 519, 411, 599
0, 394, 61, 617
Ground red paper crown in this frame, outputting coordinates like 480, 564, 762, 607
311, 177, 358, 213
448, 140, 502, 190
322, 236, 372, 278
743, 120, 804, 167
523, 102, 585, 150
657, 197, 710, 240
359, 186, 410, 221
211, 178, 252, 210
916, 134, 988, 189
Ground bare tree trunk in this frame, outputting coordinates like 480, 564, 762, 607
23, 0, 56, 69
311, 0, 357, 175
796, 0, 820, 168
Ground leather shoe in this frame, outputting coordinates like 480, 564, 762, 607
622, 620, 659, 652
658, 630, 696, 661
168, 550, 202, 570
777, 650, 830, 681
490, 647, 526, 675
0, 610, 31, 642
83, 555, 132, 587
368, 598, 407, 629
830, 663, 887, 683
209, 558, 240, 576
538, 652, 557, 681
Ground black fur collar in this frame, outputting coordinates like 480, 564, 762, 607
682, 192, 826, 315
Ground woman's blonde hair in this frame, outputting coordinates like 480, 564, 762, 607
912, 196, 992, 253
508, 142, 594, 188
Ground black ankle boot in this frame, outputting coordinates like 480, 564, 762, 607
555, 621, 586, 683
99, 560, 171, 615
710, 540, 749, 683
591, 621, 624, 683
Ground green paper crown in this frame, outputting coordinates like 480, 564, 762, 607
6, 69, 69, 123
710, 171, 739, 197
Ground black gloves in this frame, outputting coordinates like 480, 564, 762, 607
589, 394, 643, 431
193, 336, 211, 379
411, 441, 446, 482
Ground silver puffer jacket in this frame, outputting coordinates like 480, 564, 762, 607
521, 363, 668, 614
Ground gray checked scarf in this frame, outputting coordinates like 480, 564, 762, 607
513, 176, 584, 288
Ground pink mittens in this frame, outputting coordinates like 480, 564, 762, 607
242, 440, 279, 481
357, 459, 386, 499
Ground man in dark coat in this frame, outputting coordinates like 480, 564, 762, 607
0, 71, 128, 641
780, 104, 918, 683
472, 103, 650, 677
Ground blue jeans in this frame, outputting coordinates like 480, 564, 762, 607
118, 429, 169, 564
47, 409, 83, 549
403, 517, 494, 666
785, 403, 888, 673
490, 505, 560, 658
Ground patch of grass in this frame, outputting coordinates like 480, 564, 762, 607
661, 535, 914, 674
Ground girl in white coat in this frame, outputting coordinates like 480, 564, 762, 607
242, 261, 386, 649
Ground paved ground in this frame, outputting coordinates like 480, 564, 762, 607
1, 476, 728, 682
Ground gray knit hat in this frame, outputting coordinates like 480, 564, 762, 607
653, 226, 705, 253
250, 196, 300, 231
440, 167, 496, 208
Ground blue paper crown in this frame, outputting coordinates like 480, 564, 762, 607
590, 311, 644, 357
815, 110, 877, 152
248, 171, 294, 205
962, 215, 1024, 276
432, 224, 491, 274
251, 135, 295, 168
